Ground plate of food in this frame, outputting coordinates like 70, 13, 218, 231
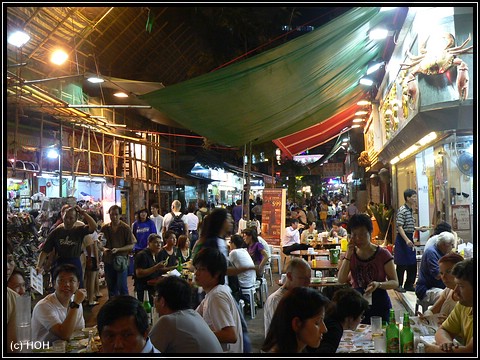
325, 277, 337, 283
311, 277, 322, 283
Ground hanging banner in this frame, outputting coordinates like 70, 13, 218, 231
261, 188, 286, 246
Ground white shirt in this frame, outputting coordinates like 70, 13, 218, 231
281, 226, 300, 247
163, 211, 188, 231
149, 309, 223, 353
229, 248, 256, 288
31, 292, 85, 344
196, 284, 243, 353
150, 214, 164, 238
184, 213, 199, 231
264, 286, 289, 337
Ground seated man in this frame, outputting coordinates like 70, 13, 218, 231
149, 276, 223, 353
281, 218, 308, 255
424, 258, 473, 353
134, 233, 170, 304
97, 295, 160, 353
416, 232, 455, 307
228, 235, 257, 306
329, 220, 348, 238
31, 264, 86, 343
194, 247, 243, 353
263, 258, 311, 337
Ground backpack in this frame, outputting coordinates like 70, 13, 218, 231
168, 212, 186, 238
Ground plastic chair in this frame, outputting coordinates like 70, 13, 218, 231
255, 277, 269, 306
270, 245, 282, 274
240, 286, 257, 319
263, 261, 273, 286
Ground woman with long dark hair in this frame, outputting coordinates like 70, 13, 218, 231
262, 287, 329, 353
191, 208, 231, 260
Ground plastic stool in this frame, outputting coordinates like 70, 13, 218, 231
241, 286, 256, 319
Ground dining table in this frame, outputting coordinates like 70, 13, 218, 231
337, 316, 437, 353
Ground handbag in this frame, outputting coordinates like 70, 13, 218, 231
112, 255, 128, 271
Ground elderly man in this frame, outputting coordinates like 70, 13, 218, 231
416, 231, 456, 307
425, 258, 473, 353
31, 264, 86, 343
98, 295, 160, 353
263, 258, 311, 337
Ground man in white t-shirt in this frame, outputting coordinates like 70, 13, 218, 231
194, 247, 243, 353
31, 264, 86, 343
228, 235, 256, 289
162, 200, 188, 236
263, 258, 311, 337
281, 218, 308, 255
150, 203, 164, 240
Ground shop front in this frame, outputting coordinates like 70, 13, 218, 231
365, 7, 473, 242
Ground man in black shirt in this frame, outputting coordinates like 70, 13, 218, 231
134, 234, 171, 304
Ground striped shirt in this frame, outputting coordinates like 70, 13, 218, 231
396, 204, 415, 233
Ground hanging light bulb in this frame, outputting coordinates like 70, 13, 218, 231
50, 49, 68, 65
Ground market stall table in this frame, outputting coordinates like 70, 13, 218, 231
337, 316, 437, 353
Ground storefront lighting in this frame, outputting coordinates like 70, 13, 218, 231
8, 30, 30, 47
50, 49, 68, 65
114, 92, 128, 98
417, 131, 437, 146
368, 28, 393, 40
390, 156, 400, 165
359, 77, 375, 86
47, 149, 59, 159
385, 109, 393, 116
87, 76, 105, 84
355, 110, 368, 116
366, 61, 386, 75
351, 124, 362, 128
399, 145, 419, 159
357, 100, 371, 106
380, 7, 397, 12
353, 118, 364, 123
342, 138, 349, 142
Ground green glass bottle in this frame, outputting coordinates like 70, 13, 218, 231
400, 312, 414, 353
386, 309, 399, 353
143, 300, 152, 324
177, 256, 183, 273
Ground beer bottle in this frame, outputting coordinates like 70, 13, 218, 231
177, 257, 183, 274
400, 312, 414, 353
143, 300, 152, 325
386, 309, 399, 353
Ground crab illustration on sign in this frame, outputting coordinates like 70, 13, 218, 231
400, 33, 473, 107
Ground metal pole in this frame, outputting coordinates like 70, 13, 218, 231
59, 122, 63, 197
246, 142, 252, 221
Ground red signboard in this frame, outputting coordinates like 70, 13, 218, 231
261, 188, 286, 246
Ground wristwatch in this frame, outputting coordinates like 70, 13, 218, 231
69, 301, 80, 309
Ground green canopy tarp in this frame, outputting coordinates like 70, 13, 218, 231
140, 7, 390, 147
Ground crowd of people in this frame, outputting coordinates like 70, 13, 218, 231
6, 192, 473, 354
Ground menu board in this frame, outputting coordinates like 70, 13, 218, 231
261, 188, 286, 246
